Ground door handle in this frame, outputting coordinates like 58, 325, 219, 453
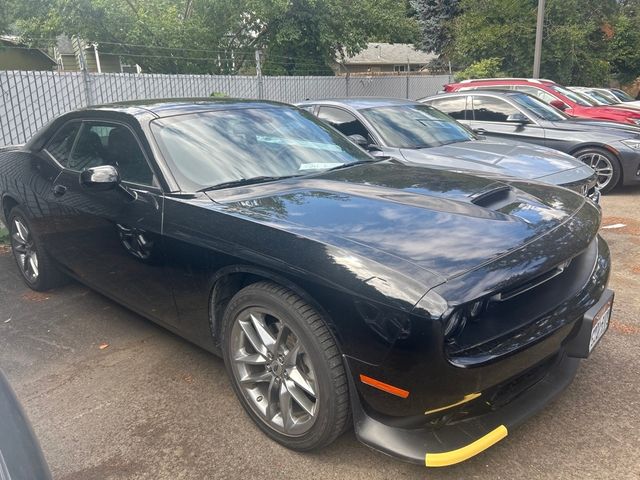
473, 128, 486, 135
52, 185, 67, 197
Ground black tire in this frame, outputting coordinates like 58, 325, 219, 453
8, 206, 67, 291
573, 147, 621, 194
221, 281, 350, 451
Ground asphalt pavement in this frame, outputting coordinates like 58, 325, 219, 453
0, 188, 639, 480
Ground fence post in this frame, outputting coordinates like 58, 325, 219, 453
255, 49, 263, 100
345, 70, 350, 97
405, 58, 410, 99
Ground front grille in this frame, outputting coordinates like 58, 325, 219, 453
446, 237, 598, 364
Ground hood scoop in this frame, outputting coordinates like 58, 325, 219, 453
471, 185, 517, 210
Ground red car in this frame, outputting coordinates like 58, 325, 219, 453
444, 78, 640, 125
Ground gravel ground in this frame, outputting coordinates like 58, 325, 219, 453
0, 188, 638, 480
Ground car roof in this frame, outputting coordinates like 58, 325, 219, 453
454, 78, 556, 85
423, 89, 526, 100
86, 97, 293, 118
297, 97, 420, 110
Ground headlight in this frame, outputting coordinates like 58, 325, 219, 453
621, 139, 640, 150
444, 299, 486, 338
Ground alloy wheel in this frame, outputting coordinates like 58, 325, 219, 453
11, 218, 39, 283
229, 308, 319, 437
577, 152, 614, 190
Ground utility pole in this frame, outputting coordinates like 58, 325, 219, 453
255, 49, 263, 100
532, 0, 546, 78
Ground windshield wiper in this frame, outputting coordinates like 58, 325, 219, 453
198, 174, 302, 192
325, 159, 382, 172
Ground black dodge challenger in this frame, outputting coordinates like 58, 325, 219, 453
0, 99, 613, 467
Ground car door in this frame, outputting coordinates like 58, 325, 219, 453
48, 119, 178, 326
468, 95, 547, 147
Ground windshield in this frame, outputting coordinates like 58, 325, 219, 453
577, 89, 613, 105
151, 107, 373, 191
611, 89, 634, 102
360, 104, 475, 149
550, 85, 597, 106
510, 94, 568, 121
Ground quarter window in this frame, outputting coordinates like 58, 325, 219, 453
45, 121, 82, 166
472, 97, 520, 122
69, 122, 156, 186
316, 107, 373, 142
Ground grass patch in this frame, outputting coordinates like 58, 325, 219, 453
0, 222, 8, 244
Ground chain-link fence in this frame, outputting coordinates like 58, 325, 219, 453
0, 70, 451, 146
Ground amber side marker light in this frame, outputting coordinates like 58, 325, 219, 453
359, 374, 410, 398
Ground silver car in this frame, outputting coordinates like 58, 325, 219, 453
297, 98, 599, 201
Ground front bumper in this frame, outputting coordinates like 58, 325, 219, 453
348, 351, 579, 466
348, 288, 613, 467
617, 147, 640, 186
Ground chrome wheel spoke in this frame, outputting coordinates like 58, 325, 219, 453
278, 381, 295, 432
285, 379, 315, 415
283, 342, 301, 368
239, 369, 271, 385
288, 366, 316, 397
266, 377, 279, 420
28, 253, 39, 277
238, 317, 269, 356
250, 313, 277, 353
14, 219, 29, 243
234, 351, 267, 365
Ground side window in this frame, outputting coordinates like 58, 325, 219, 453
428, 97, 468, 120
512, 85, 557, 104
69, 122, 156, 186
45, 121, 82, 166
472, 97, 520, 122
316, 107, 373, 142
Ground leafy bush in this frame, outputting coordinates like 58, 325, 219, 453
454, 58, 504, 81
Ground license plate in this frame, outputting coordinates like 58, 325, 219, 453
589, 300, 612, 352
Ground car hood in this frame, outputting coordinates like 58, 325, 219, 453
397, 140, 592, 183
588, 104, 640, 117
206, 162, 595, 285
555, 118, 640, 137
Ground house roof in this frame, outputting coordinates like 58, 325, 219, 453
340, 43, 436, 65
0, 35, 58, 64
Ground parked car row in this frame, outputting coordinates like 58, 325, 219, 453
0, 91, 615, 469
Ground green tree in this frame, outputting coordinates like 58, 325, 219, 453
9, 0, 419, 75
454, 57, 503, 81
450, 0, 617, 85
411, 0, 459, 55
609, 3, 640, 84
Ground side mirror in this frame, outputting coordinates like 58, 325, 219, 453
506, 112, 530, 124
550, 99, 569, 111
80, 165, 120, 191
79, 165, 137, 201
347, 134, 369, 148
